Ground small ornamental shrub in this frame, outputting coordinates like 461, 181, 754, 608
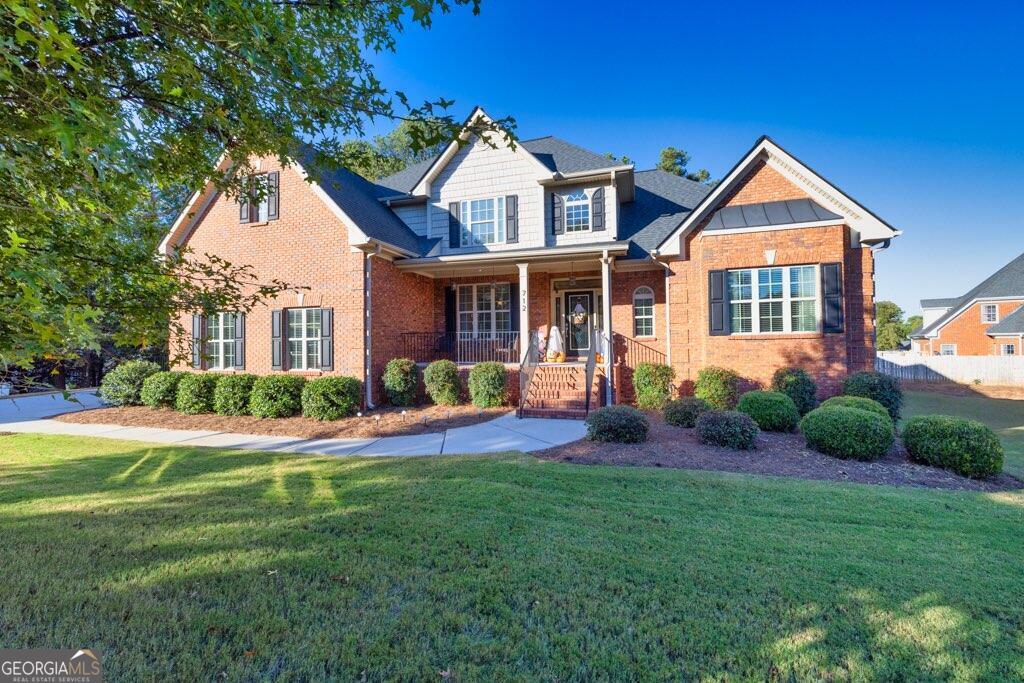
695, 410, 760, 450
140, 371, 186, 408
842, 371, 903, 420
302, 376, 362, 421
382, 358, 418, 407
468, 362, 507, 408
902, 415, 1003, 478
737, 391, 801, 432
586, 405, 649, 443
213, 374, 257, 416
819, 395, 892, 426
800, 406, 894, 461
771, 367, 818, 415
632, 362, 676, 410
175, 373, 220, 414
99, 360, 161, 406
249, 375, 306, 418
694, 366, 741, 410
664, 397, 710, 428
423, 359, 460, 406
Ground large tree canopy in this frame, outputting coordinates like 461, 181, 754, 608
875, 300, 920, 351
0, 0, 506, 378
340, 119, 450, 181
656, 146, 713, 184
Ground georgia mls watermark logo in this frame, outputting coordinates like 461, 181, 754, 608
0, 649, 103, 683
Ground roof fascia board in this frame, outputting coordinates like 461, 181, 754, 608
158, 151, 231, 256
395, 242, 629, 268
549, 164, 634, 180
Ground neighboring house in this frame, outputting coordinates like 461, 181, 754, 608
160, 107, 899, 416
910, 253, 1024, 356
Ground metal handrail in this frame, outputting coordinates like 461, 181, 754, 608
517, 331, 541, 418
400, 331, 520, 364
612, 332, 666, 368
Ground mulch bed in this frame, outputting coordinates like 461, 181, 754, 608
55, 404, 508, 439
536, 413, 1023, 493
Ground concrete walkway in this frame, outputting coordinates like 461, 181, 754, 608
0, 391, 586, 456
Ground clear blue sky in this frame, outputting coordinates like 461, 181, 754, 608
366, 1, 1024, 316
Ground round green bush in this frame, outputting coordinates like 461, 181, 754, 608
99, 360, 161, 406
382, 358, 418, 407
771, 367, 817, 415
819, 395, 892, 426
213, 373, 257, 416
302, 376, 362, 421
800, 406, 894, 461
842, 371, 903, 420
586, 405, 649, 443
423, 359, 460, 406
902, 415, 1003, 478
737, 391, 801, 432
694, 366, 740, 410
175, 373, 220, 414
664, 397, 710, 428
632, 362, 676, 410
249, 375, 306, 418
468, 362, 507, 408
695, 410, 760, 450
140, 371, 186, 408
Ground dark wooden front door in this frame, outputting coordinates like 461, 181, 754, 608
564, 291, 594, 356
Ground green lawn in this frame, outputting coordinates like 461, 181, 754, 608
904, 390, 1024, 478
1, 434, 1022, 680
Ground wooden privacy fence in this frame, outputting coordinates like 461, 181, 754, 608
875, 352, 1024, 385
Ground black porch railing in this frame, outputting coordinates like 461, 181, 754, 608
612, 332, 666, 368
401, 331, 520, 365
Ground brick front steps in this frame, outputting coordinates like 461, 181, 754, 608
520, 364, 601, 419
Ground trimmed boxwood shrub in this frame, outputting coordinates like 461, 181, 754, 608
694, 366, 740, 410
902, 415, 1003, 478
249, 375, 306, 418
468, 362, 507, 408
382, 358, 418, 407
213, 373, 257, 416
664, 397, 710, 428
695, 410, 759, 450
140, 371, 186, 408
800, 406, 894, 461
586, 405, 649, 443
99, 360, 161, 406
737, 391, 800, 432
819, 395, 892, 426
771, 367, 817, 415
175, 373, 220, 414
302, 376, 361, 421
842, 371, 903, 420
632, 362, 676, 410
423, 359, 460, 406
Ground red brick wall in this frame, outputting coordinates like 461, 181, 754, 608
925, 300, 1024, 355
722, 160, 809, 206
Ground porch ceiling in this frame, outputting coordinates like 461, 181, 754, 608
393, 241, 630, 277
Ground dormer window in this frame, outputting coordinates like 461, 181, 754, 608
565, 189, 590, 232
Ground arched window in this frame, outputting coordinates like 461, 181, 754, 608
564, 189, 590, 232
633, 286, 654, 337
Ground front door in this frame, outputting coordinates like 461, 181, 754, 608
564, 291, 594, 356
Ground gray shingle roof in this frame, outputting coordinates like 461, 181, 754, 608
920, 297, 959, 309
987, 305, 1024, 335
913, 251, 1024, 338
703, 199, 841, 231
618, 170, 712, 259
374, 156, 437, 194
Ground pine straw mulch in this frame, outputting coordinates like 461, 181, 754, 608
55, 404, 508, 439
535, 412, 1023, 493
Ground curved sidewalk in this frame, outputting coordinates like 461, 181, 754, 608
1, 392, 586, 456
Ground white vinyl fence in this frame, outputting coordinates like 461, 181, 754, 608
875, 351, 1024, 385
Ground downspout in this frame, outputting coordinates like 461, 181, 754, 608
364, 243, 383, 408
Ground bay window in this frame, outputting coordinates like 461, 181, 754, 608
287, 308, 322, 370
205, 313, 237, 369
457, 283, 511, 338
727, 265, 820, 334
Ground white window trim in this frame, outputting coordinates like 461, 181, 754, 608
727, 265, 821, 335
1000, 343, 1016, 356
457, 283, 512, 339
940, 343, 957, 356
981, 303, 999, 324
287, 308, 321, 371
459, 196, 505, 246
632, 286, 655, 338
205, 313, 236, 370
564, 189, 591, 233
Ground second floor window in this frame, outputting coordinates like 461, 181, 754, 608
565, 189, 590, 232
239, 172, 279, 223
206, 313, 237, 370
287, 308, 321, 370
460, 197, 505, 245
982, 304, 999, 323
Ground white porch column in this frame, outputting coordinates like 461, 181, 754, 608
601, 254, 614, 405
518, 262, 530, 362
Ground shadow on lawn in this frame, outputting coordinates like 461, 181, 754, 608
1, 441, 1022, 680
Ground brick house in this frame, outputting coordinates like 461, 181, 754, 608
910, 253, 1024, 356
160, 107, 900, 416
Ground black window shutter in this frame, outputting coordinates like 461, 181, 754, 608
448, 202, 461, 248
320, 307, 333, 371
551, 193, 564, 234
267, 171, 279, 220
591, 187, 605, 231
505, 195, 518, 244
271, 309, 283, 370
709, 270, 730, 336
239, 178, 250, 224
444, 287, 456, 335
822, 262, 844, 333
192, 314, 204, 368
233, 314, 245, 369
509, 282, 520, 332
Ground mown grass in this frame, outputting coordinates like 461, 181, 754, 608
1, 433, 1022, 680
